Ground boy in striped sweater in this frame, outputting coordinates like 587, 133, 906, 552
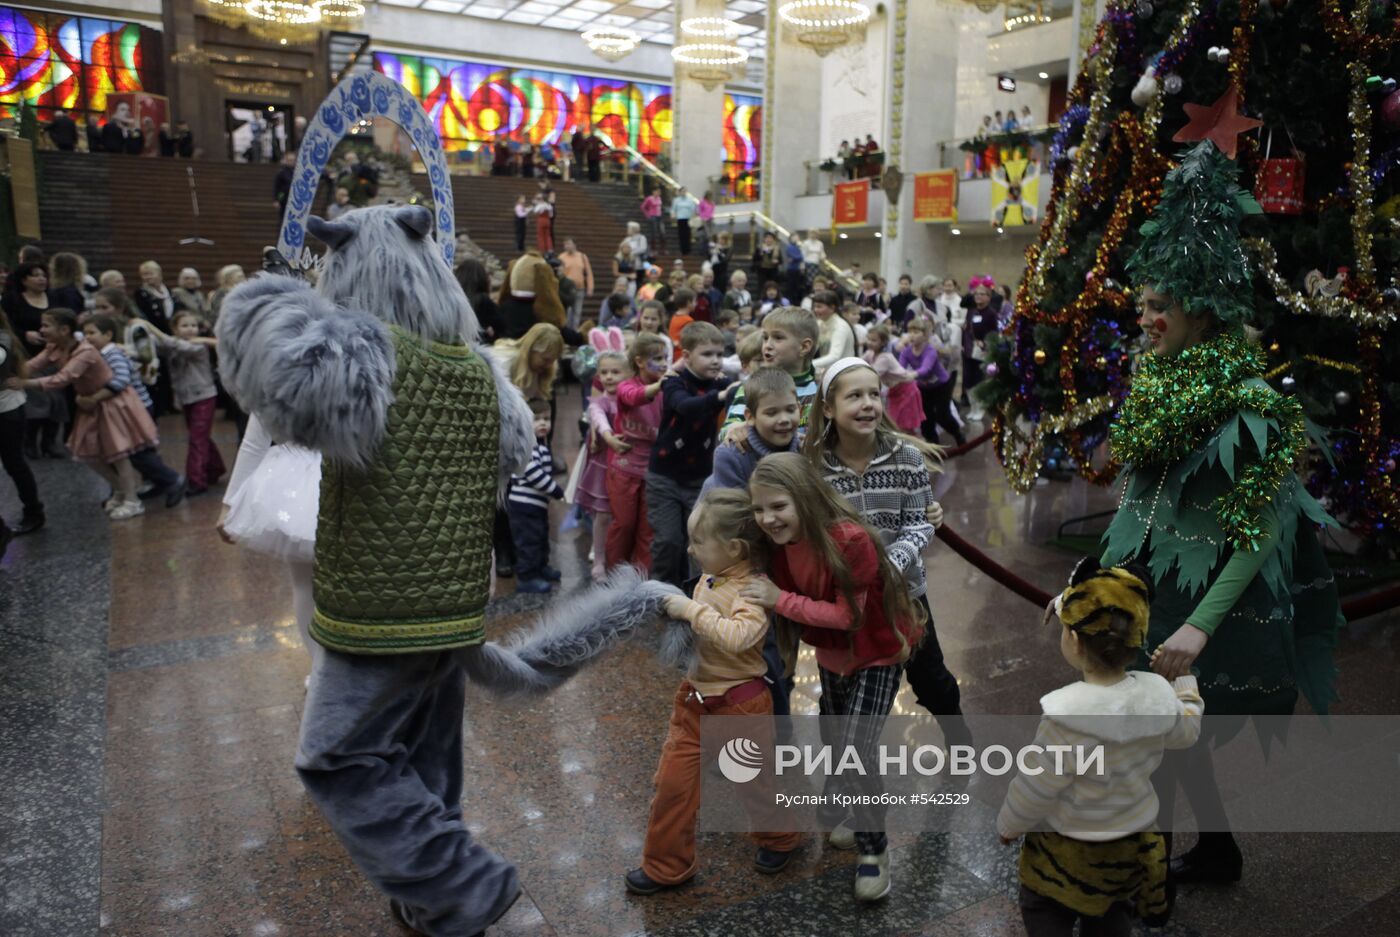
997, 559, 1203, 936
508, 398, 564, 593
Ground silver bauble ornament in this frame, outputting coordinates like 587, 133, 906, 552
1334, 390, 1352, 406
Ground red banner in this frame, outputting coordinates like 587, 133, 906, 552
912, 170, 957, 223
832, 179, 870, 228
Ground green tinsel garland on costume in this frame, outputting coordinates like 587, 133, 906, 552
1112, 331, 1306, 553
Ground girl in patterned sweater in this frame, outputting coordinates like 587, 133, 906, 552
804, 357, 968, 750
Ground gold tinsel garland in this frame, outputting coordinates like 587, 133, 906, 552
1244, 239, 1396, 329
994, 395, 1119, 494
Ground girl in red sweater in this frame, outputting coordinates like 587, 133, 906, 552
741, 451, 923, 903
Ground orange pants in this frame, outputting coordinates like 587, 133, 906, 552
604, 471, 652, 572
641, 682, 803, 884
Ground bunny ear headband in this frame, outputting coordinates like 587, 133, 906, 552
589, 326, 626, 353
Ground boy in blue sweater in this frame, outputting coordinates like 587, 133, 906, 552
701, 367, 801, 496
700, 366, 802, 716
646, 320, 736, 588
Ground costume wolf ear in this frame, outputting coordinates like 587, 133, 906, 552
307, 216, 354, 251
395, 205, 433, 240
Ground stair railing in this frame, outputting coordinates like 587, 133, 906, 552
612, 143, 859, 293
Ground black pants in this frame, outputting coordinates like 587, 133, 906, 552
918, 378, 964, 445
507, 502, 550, 579
1019, 885, 1130, 937
961, 356, 983, 402
493, 506, 517, 571
0, 407, 42, 515
906, 593, 969, 745
131, 447, 180, 489
677, 219, 691, 256
514, 216, 526, 251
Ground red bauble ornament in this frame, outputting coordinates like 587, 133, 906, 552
1380, 89, 1400, 129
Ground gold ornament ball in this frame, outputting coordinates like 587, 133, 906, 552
1033, 349, 1049, 365
1268, 342, 1280, 353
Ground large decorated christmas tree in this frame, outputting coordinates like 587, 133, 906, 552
978, 0, 1400, 548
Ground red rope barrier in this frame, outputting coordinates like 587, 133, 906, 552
942, 429, 993, 459
937, 523, 1400, 622
935, 525, 1054, 608
1340, 583, 1400, 622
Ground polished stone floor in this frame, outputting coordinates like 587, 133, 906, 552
2, 390, 1399, 937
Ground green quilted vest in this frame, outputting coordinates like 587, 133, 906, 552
311, 326, 500, 654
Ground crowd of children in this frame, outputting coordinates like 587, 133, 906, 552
465, 274, 1206, 935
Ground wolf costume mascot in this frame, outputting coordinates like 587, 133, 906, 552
216, 204, 681, 936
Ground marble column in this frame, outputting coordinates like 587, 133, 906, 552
670, 0, 728, 197
882, 0, 960, 283
162, 0, 207, 149
761, 0, 824, 223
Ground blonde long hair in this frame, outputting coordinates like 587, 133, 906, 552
749, 453, 920, 660
0, 308, 28, 379
803, 361, 943, 471
500, 322, 565, 399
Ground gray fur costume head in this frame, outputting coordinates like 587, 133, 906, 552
309, 204, 479, 344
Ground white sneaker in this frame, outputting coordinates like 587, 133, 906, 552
853, 851, 891, 902
828, 820, 856, 851
137, 480, 155, 496
109, 500, 145, 520
103, 495, 120, 512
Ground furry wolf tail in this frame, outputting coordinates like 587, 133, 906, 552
462, 567, 691, 696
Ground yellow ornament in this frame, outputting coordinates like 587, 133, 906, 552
1034, 349, 1049, 365
1269, 342, 1280, 353
1096, 355, 1108, 368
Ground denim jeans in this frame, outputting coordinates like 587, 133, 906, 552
296, 647, 520, 936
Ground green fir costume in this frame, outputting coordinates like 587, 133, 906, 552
1100, 142, 1343, 716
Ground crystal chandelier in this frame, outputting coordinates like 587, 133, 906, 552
671, 14, 749, 90
777, 0, 871, 57
581, 26, 642, 62
200, 0, 364, 47
1003, 1, 1050, 30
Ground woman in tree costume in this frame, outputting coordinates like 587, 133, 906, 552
1100, 141, 1343, 885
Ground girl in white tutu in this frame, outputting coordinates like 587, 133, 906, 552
218, 412, 323, 671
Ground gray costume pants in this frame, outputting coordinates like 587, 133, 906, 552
295, 647, 520, 936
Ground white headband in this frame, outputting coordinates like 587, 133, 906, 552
821, 356, 873, 397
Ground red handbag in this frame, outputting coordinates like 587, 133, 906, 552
1254, 129, 1305, 215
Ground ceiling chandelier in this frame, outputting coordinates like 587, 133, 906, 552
581, 25, 642, 62
1003, 1, 1051, 30
671, 12, 749, 90
200, 0, 364, 47
777, 0, 871, 57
